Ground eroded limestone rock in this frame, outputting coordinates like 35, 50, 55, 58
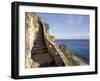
25, 12, 40, 68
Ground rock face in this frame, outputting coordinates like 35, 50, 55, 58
31, 21, 56, 67
25, 12, 55, 68
25, 12, 68, 68
25, 12, 40, 68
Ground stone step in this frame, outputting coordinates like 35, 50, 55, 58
36, 38, 44, 40
37, 33, 43, 37
34, 39, 45, 42
34, 44, 46, 47
32, 50, 48, 55
32, 53, 53, 65
34, 43, 44, 46
35, 40, 45, 44
32, 47, 48, 50
37, 32, 43, 35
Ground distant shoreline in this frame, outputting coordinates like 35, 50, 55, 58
74, 54, 89, 65
73, 55, 88, 65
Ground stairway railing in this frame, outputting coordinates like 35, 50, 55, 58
42, 22, 68, 66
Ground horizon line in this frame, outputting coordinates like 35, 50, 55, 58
55, 38, 89, 40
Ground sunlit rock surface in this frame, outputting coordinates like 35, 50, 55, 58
25, 12, 40, 68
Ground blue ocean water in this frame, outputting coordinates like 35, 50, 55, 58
55, 39, 89, 64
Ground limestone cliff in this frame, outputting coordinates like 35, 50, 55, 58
25, 12, 40, 68
25, 12, 68, 68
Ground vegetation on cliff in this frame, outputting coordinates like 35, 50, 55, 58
44, 22, 55, 41
59, 44, 80, 66
44, 22, 49, 33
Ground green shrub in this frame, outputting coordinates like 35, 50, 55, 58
59, 44, 80, 66
44, 22, 49, 33
67, 53, 80, 65
59, 44, 67, 54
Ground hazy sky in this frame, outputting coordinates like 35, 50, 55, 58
37, 13, 89, 39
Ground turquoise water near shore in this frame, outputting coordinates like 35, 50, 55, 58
55, 39, 89, 64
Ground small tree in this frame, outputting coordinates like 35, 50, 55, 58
59, 44, 80, 66
44, 22, 49, 33
59, 44, 67, 54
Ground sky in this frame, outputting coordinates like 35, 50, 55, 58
36, 13, 89, 39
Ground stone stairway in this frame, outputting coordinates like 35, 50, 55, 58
31, 24, 55, 67
25, 13, 67, 68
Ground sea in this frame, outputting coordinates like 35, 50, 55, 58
55, 39, 89, 64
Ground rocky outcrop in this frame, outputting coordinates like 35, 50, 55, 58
25, 12, 68, 68
25, 12, 40, 68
